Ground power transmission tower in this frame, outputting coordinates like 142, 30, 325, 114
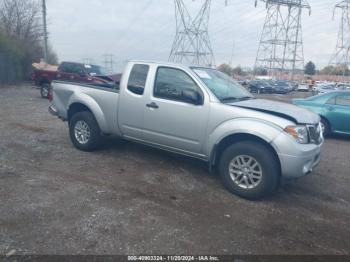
169, 0, 215, 67
103, 54, 115, 74
82, 58, 94, 65
41, 0, 48, 63
229, 39, 235, 67
254, 0, 311, 79
329, 0, 350, 71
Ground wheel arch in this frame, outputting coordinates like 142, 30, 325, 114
68, 103, 92, 122
210, 133, 281, 175
319, 115, 331, 130
39, 77, 50, 85
67, 100, 109, 134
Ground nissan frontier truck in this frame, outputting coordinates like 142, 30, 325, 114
49, 60, 323, 200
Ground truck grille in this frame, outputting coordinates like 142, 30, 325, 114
307, 124, 323, 145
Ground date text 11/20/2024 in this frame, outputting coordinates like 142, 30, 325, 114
127, 256, 221, 261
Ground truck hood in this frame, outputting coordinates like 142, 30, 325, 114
229, 99, 320, 124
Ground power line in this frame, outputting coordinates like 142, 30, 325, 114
329, 0, 350, 71
103, 54, 115, 74
169, 0, 215, 67
81, 58, 95, 65
254, 0, 311, 79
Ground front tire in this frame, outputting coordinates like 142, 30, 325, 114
69, 111, 102, 152
40, 83, 50, 99
320, 118, 330, 137
219, 141, 280, 200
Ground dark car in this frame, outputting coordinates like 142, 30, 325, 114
273, 81, 292, 94
248, 80, 274, 94
289, 81, 299, 91
33, 61, 117, 98
238, 80, 250, 88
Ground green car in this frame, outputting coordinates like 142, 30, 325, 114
293, 91, 350, 136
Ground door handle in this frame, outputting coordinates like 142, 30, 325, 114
326, 105, 334, 111
146, 102, 159, 109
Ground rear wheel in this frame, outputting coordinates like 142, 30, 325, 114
69, 111, 102, 152
219, 141, 280, 200
40, 82, 50, 99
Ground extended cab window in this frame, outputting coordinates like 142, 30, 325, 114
127, 64, 149, 95
154, 67, 201, 104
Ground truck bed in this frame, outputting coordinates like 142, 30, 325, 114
51, 81, 120, 135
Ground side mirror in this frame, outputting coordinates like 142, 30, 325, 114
182, 89, 203, 105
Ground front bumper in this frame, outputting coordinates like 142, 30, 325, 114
272, 133, 323, 178
48, 105, 59, 117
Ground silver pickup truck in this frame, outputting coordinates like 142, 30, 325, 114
49, 60, 323, 200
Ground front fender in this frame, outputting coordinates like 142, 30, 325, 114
68, 93, 109, 133
205, 118, 283, 157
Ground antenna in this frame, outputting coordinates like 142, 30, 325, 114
169, 0, 215, 66
254, 0, 311, 79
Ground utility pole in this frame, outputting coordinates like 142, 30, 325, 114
254, 0, 311, 80
82, 58, 94, 65
103, 54, 115, 74
169, 0, 215, 67
229, 39, 235, 67
329, 0, 350, 77
42, 0, 49, 63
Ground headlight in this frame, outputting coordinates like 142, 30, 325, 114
284, 125, 309, 144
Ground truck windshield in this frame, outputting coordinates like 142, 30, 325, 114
192, 67, 253, 102
84, 65, 104, 76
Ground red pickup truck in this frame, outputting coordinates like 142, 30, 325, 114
32, 61, 120, 98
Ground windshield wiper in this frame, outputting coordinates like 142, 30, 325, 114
221, 96, 254, 102
237, 96, 255, 101
220, 97, 240, 102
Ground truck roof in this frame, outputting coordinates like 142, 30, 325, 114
60, 61, 101, 67
128, 60, 213, 70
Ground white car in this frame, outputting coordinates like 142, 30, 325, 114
297, 84, 309, 92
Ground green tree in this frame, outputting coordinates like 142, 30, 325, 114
320, 64, 350, 76
254, 67, 268, 76
0, 0, 58, 82
305, 61, 316, 75
320, 65, 335, 75
217, 63, 233, 76
232, 66, 243, 76
334, 64, 350, 76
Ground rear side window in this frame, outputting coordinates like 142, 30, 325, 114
72, 64, 85, 75
127, 64, 149, 95
326, 96, 336, 105
59, 63, 72, 73
336, 95, 350, 106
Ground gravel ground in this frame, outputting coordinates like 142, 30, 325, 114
0, 84, 349, 255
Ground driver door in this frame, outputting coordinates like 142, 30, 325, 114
325, 94, 350, 133
143, 67, 209, 155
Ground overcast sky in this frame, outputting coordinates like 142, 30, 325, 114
46, 0, 339, 72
